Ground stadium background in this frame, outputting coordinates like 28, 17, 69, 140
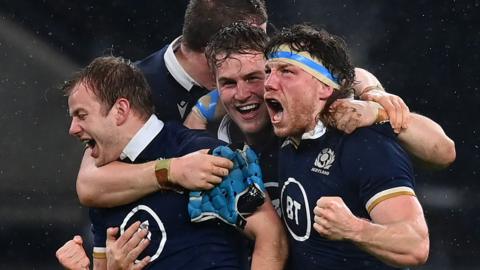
0, 0, 478, 269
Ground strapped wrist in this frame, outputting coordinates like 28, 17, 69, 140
155, 159, 176, 190
376, 107, 389, 123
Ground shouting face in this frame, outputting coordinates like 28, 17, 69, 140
68, 82, 124, 166
264, 60, 332, 138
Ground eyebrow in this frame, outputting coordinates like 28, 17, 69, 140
266, 61, 294, 69
69, 108, 86, 117
217, 70, 265, 83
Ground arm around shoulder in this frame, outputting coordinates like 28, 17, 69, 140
76, 150, 159, 207
397, 113, 456, 169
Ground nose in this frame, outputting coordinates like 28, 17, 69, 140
234, 81, 252, 101
69, 118, 82, 136
264, 71, 279, 93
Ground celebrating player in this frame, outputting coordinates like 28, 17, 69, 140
264, 24, 430, 269
58, 56, 286, 269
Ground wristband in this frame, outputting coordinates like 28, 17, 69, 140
155, 159, 176, 189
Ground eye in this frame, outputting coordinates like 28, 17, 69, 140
77, 113, 87, 120
219, 79, 237, 89
264, 67, 271, 75
281, 67, 294, 74
245, 75, 264, 83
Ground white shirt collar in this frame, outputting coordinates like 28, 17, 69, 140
164, 36, 200, 91
301, 121, 327, 140
120, 115, 164, 162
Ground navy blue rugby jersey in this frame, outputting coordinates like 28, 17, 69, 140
136, 44, 209, 122
90, 122, 247, 269
279, 123, 414, 270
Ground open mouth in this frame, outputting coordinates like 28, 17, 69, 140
82, 138, 96, 149
265, 98, 284, 123
266, 98, 283, 113
236, 103, 260, 114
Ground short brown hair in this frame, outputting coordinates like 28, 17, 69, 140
63, 56, 154, 119
183, 0, 267, 52
205, 21, 269, 72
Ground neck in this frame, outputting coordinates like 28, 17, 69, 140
175, 43, 215, 89
245, 124, 276, 149
120, 115, 149, 147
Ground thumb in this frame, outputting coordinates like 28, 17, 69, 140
106, 227, 119, 244
73, 235, 84, 245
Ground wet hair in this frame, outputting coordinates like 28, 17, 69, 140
183, 0, 267, 52
265, 24, 355, 123
205, 21, 269, 72
63, 56, 154, 119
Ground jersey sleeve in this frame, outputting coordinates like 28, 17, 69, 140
341, 124, 415, 214
89, 208, 107, 259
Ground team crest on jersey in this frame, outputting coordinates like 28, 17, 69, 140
311, 148, 335, 175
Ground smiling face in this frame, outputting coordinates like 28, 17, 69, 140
216, 52, 270, 136
68, 82, 124, 166
264, 60, 333, 138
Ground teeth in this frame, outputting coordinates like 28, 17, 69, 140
237, 104, 259, 112
81, 139, 95, 148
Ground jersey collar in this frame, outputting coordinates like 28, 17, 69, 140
120, 115, 164, 162
282, 121, 327, 149
164, 36, 200, 92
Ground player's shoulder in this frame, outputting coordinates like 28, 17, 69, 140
164, 121, 224, 154
135, 44, 169, 73
343, 123, 397, 145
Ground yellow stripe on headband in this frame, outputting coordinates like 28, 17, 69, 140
268, 44, 340, 89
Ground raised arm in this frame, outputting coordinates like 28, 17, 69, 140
314, 196, 429, 267
330, 67, 455, 168
243, 196, 288, 270
77, 149, 232, 208
396, 113, 455, 169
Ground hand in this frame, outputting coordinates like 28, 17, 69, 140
360, 89, 410, 133
56, 235, 90, 270
188, 145, 265, 229
106, 221, 150, 270
170, 149, 234, 190
313, 197, 362, 241
327, 99, 378, 134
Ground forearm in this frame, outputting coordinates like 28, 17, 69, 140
397, 113, 456, 169
77, 150, 159, 207
93, 258, 106, 270
354, 67, 384, 97
183, 109, 208, 129
351, 215, 429, 267
341, 196, 430, 267
246, 199, 288, 270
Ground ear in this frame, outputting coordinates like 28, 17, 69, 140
318, 82, 334, 101
114, 98, 131, 125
